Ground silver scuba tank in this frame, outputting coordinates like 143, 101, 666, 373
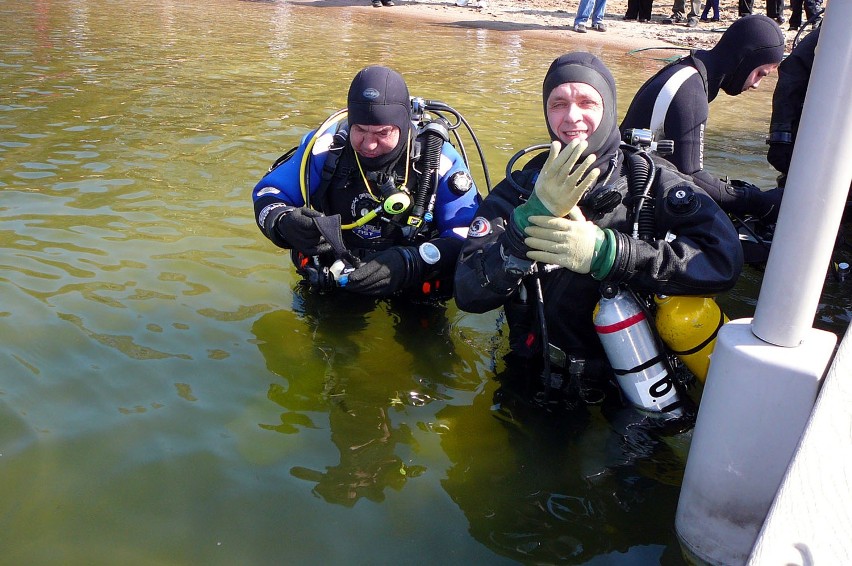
593, 284, 684, 416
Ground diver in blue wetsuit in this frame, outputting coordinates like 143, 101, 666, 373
253, 65, 482, 299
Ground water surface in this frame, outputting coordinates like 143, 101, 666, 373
1, 1, 847, 564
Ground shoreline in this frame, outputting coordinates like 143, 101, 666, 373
292, 0, 804, 53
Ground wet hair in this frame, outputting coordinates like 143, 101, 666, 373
701, 15, 785, 97
542, 52, 622, 171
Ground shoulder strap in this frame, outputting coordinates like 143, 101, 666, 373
650, 66, 699, 138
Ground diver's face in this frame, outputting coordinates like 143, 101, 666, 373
546, 82, 604, 145
350, 124, 400, 159
742, 63, 779, 92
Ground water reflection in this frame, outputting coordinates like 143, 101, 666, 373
438, 385, 692, 564
1, 0, 848, 562
251, 290, 478, 507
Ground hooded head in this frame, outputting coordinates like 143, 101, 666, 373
542, 52, 622, 171
700, 15, 784, 98
347, 65, 412, 168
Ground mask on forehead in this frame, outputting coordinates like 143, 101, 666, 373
542, 52, 622, 169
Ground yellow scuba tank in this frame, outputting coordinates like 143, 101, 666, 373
653, 295, 728, 383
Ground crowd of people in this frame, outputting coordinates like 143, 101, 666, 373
252, 15, 832, 420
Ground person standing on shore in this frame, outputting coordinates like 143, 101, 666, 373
788, 0, 821, 30
573, 0, 608, 32
662, 0, 700, 27
624, 0, 653, 23
621, 15, 786, 222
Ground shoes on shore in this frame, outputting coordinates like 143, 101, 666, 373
372, 0, 381, 6
591, 22, 607, 31
662, 13, 685, 24
686, 16, 698, 27
700, 15, 720, 22
772, 16, 785, 24
574, 23, 588, 32
638, 17, 651, 22
623, 15, 637, 21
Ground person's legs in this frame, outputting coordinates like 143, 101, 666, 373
738, 0, 753, 16
687, 0, 699, 17
638, 0, 652, 21
766, 0, 784, 21
574, 0, 594, 28
591, 0, 608, 26
788, 0, 803, 27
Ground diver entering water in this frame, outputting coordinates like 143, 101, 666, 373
620, 15, 786, 224
454, 52, 743, 415
252, 65, 486, 300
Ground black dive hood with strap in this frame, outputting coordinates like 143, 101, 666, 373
694, 14, 784, 99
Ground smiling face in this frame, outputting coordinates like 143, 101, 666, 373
742, 63, 779, 92
349, 124, 401, 159
545, 82, 604, 146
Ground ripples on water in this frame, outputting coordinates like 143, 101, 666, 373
0, 0, 847, 563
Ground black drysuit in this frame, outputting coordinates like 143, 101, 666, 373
454, 150, 743, 378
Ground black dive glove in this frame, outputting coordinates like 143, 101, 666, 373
344, 247, 424, 297
766, 143, 793, 178
272, 207, 332, 256
726, 180, 783, 223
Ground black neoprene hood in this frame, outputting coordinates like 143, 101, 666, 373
704, 15, 785, 97
541, 52, 622, 172
347, 66, 411, 135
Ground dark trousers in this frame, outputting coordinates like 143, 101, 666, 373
766, 0, 783, 19
672, 0, 699, 18
789, 0, 820, 27
738, 0, 753, 16
625, 0, 653, 20
701, 0, 719, 19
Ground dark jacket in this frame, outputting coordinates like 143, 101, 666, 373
454, 148, 743, 366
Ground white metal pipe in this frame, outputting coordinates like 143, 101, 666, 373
752, 2, 852, 346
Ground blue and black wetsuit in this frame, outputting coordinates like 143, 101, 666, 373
253, 121, 481, 298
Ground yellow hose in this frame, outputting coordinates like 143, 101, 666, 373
299, 108, 348, 208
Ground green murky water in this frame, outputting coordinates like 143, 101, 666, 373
1, 0, 847, 563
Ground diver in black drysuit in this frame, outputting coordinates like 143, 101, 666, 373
766, 26, 851, 226
454, 52, 743, 406
621, 15, 786, 223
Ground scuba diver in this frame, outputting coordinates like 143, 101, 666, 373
454, 51, 743, 417
765, 24, 851, 276
252, 65, 483, 300
620, 15, 786, 224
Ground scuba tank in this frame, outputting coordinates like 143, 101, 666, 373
593, 284, 684, 416
654, 295, 728, 383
